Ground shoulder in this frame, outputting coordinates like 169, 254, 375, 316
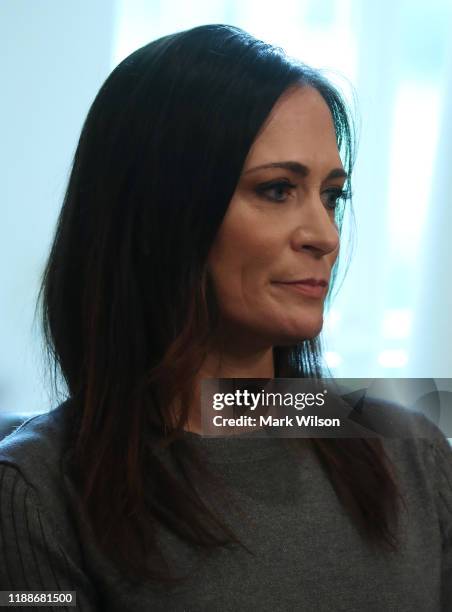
337, 391, 452, 502
358, 396, 451, 469
0, 403, 102, 602
0, 398, 72, 450
365, 400, 452, 528
0, 399, 75, 493
0, 401, 93, 574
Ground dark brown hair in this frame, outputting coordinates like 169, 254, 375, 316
37, 23, 404, 585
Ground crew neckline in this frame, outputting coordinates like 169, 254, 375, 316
180, 427, 287, 464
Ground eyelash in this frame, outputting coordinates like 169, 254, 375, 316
255, 180, 349, 210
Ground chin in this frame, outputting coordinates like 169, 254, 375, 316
283, 322, 323, 346
263, 325, 322, 346
222, 312, 324, 347
272, 320, 324, 345
276, 331, 321, 346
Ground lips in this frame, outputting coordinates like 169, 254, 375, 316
275, 278, 328, 287
273, 279, 328, 299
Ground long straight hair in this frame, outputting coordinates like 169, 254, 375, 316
37, 24, 404, 584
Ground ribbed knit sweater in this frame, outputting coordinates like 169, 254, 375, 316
1, 400, 452, 611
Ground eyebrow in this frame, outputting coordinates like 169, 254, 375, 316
242, 161, 348, 181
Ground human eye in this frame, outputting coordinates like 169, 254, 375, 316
321, 187, 349, 211
255, 179, 296, 203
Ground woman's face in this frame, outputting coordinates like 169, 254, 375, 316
207, 85, 345, 349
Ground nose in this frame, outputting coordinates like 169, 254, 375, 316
290, 195, 340, 256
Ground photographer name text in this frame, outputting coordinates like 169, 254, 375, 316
212, 414, 341, 427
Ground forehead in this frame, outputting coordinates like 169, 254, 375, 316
243, 85, 341, 172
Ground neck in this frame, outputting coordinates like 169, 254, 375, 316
184, 342, 275, 434
201, 345, 275, 378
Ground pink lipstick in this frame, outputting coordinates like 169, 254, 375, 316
273, 278, 328, 299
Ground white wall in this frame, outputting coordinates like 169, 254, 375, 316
0, 0, 117, 412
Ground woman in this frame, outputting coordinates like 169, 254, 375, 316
1, 24, 451, 611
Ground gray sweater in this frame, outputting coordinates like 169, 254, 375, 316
0, 400, 451, 611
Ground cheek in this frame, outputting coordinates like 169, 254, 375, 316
208, 234, 269, 301
207, 212, 279, 315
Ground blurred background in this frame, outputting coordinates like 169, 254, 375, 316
1, 0, 452, 414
